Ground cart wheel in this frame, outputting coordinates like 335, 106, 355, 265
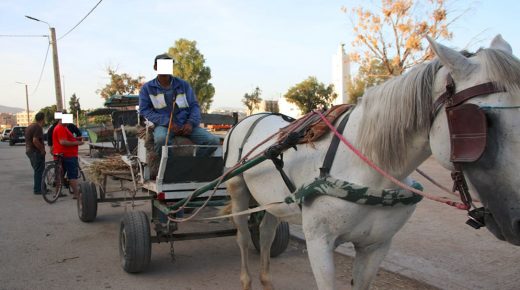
249, 211, 290, 257
119, 211, 151, 273
78, 181, 98, 222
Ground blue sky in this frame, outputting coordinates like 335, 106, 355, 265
0, 0, 518, 112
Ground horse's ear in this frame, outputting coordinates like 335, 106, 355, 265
490, 34, 513, 54
426, 36, 474, 77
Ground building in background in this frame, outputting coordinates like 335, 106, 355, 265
278, 44, 350, 118
0, 113, 16, 129
250, 100, 280, 115
15, 110, 36, 126
278, 96, 302, 118
331, 44, 351, 105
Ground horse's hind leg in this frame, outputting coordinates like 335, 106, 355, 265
351, 240, 392, 290
259, 212, 279, 290
227, 175, 253, 290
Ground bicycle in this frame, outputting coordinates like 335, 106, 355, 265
41, 153, 85, 204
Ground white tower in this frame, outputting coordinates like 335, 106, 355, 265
331, 44, 351, 105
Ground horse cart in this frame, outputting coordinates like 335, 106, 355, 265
77, 113, 291, 273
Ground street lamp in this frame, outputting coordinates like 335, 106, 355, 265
16, 82, 30, 125
25, 15, 63, 111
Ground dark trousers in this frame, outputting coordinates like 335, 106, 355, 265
26, 151, 45, 193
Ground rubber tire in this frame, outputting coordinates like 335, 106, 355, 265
250, 215, 290, 258
119, 211, 152, 273
78, 181, 98, 222
41, 163, 61, 204
9, 140, 14, 146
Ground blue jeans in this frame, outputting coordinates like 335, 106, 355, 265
26, 151, 45, 193
153, 125, 220, 157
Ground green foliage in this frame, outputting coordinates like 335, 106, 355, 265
69, 93, 81, 118
38, 105, 57, 126
347, 59, 390, 103
284, 77, 337, 114
97, 67, 144, 99
92, 115, 111, 125
168, 39, 215, 113
242, 87, 263, 114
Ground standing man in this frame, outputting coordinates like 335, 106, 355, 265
25, 112, 46, 194
139, 53, 219, 157
52, 115, 84, 198
47, 111, 81, 154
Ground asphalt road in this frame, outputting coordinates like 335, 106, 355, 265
0, 141, 437, 290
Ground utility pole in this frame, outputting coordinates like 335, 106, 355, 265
25, 15, 63, 111
24, 84, 30, 124
16, 82, 30, 125
50, 27, 63, 111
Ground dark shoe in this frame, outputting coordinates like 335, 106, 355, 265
33, 192, 42, 195
58, 193, 67, 197
72, 194, 78, 199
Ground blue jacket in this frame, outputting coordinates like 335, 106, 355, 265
138, 76, 201, 127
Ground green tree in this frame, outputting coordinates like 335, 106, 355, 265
168, 39, 215, 112
347, 59, 389, 103
97, 67, 144, 99
69, 93, 81, 118
38, 105, 57, 126
242, 87, 263, 115
92, 115, 111, 125
284, 77, 337, 114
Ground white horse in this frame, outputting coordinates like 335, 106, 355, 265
223, 36, 520, 290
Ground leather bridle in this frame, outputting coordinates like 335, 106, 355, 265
432, 74, 506, 229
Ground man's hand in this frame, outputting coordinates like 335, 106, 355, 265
77, 140, 84, 146
171, 123, 182, 135
180, 123, 193, 136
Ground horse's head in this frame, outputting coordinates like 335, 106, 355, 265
428, 35, 520, 245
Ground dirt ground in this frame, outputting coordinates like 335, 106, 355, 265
0, 142, 439, 289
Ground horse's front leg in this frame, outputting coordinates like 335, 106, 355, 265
258, 212, 279, 290
228, 176, 253, 290
351, 240, 392, 290
302, 207, 336, 290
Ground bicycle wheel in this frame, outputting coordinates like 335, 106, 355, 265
42, 163, 62, 204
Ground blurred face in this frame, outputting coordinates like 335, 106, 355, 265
156, 59, 173, 76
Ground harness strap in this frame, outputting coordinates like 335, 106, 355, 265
270, 154, 297, 193
449, 82, 505, 108
265, 131, 302, 194
320, 108, 353, 178
432, 74, 505, 118
237, 113, 274, 161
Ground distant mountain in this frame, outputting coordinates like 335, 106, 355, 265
0, 105, 24, 114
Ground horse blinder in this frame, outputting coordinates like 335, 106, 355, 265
446, 103, 487, 162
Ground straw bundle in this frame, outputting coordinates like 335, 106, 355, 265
83, 156, 134, 185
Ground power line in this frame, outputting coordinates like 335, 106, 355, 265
31, 42, 51, 96
0, 34, 48, 38
58, 0, 103, 40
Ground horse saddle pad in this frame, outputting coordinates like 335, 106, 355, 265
279, 104, 353, 144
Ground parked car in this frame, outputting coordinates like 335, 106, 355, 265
1, 129, 11, 142
9, 126, 27, 146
